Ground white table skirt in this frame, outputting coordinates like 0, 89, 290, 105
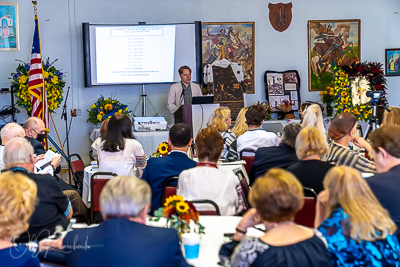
90, 127, 169, 157
148, 216, 265, 267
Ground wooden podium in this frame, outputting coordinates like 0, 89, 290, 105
174, 103, 220, 137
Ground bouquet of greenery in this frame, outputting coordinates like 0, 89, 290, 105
87, 95, 131, 125
154, 195, 205, 238
10, 58, 65, 115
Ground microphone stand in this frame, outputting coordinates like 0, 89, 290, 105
61, 87, 71, 183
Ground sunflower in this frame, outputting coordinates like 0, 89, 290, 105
176, 201, 190, 213
158, 142, 169, 155
341, 91, 347, 97
104, 104, 113, 110
164, 195, 184, 207
340, 82, 346, 87
341, 98, 348, 104
99, 111, 105, 116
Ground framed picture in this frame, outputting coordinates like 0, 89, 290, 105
308, 19, 360, 91
385, 49, 400, 76
264, 70, 301, 112
0, 2, 19, 51
202, 22, 255, 94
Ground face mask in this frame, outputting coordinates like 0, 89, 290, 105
36, 133, 46, 143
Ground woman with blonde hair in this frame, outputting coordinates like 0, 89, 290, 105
316, 166, 400, 266
231, 107, 248, 138
287, 127, 334, 194
382, 106, 400, 126
0, 172, 39, 266
219, 168, 332, 266
207, 106, 238, 161
302, 104, 327, 138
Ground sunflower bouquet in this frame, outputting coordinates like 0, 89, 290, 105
151, 142, 171, 157
10, 58, 65, 115
154, 195, 205, 237
332, 67, 372, 121
87, 95, 131, 125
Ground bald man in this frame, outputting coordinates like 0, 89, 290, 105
0, 123, 25, 170
23, 117, 47, 155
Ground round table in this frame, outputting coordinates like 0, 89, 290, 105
148, 216, 265, 267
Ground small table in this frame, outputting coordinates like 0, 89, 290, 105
82, 166, 96, 208
148, 216, 265, 267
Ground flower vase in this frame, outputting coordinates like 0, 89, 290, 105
326, 104, 334, 117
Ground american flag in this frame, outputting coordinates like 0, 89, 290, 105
28, 13, 48, 128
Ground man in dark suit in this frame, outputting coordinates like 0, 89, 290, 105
249, 123, 302, 185
23, 117, 76, 192
142, 123, 197, 214
367, 125, 400, 233
56, 176, 190, 267
3, 137, 73, 242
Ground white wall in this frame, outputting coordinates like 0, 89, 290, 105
1, 0, 399, 164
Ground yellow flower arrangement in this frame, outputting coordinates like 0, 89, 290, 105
332, 66, 374, 121
87, 95, 131, 125
10, 58, 65, 115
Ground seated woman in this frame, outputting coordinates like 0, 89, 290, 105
91, 118, 110, 161
207, 106, 238, 161
42, 176, 190, 266
316, 166, 400, 266
382, 106, 400, 126
97, 114, 146, 177
177, 128, 243, 215
287, 127, 334, 195
0, 172, 40, 267
302, 103, 328, 139
219, 168, 332, 266
237, 103, 278, 156
232, 107, 248, 138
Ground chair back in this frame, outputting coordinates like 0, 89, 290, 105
189, 199, 221, 216
234, 169, 251, 212
161, 176, 178, 207
68, 153, 85, 188
90, 172, 118, 223
294, 197, 316, 227
239, 149, 256, 177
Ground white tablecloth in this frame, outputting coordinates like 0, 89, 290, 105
148, 216, 265, 267
82, 166, 96, 208
90, 127, 169, 157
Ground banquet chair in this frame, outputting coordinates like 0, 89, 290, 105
189, 200, 221, 216
161, 176, 179, 207
294, 196, 316, 228
234, 169, 251, 212
90, 172, 118, 224
239, 149, 256, 177
67, 153, 86, 189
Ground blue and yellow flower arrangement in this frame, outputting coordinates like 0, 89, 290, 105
87, 95, 131, 125
10, 58, 65, 115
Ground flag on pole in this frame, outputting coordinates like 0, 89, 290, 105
28, 8, 48, 129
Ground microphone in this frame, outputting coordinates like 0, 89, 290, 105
51, 225, 64, 240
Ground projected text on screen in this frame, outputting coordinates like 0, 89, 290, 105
95, 25, 176, 84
